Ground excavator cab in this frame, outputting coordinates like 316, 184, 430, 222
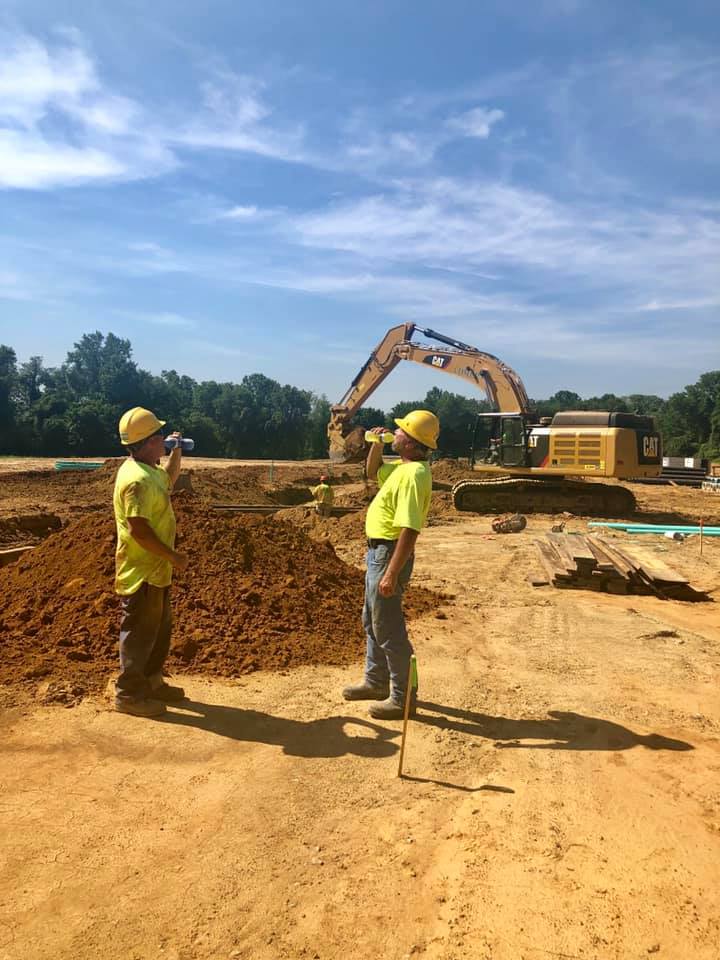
471, 414, 531, 469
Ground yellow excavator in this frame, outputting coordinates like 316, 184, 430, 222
328, 323, 662, 516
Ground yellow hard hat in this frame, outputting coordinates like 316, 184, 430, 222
118, 407, 166, 446
394, 409, 440, 449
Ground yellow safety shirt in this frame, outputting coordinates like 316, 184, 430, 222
309, 482, 334, 504
113, 458, 176, 595
365, 461, 432, 540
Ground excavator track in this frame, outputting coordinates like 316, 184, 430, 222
451, 476, 636, 518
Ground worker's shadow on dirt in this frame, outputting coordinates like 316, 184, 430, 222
415, 702, 693, 752
162, 700, 399, 758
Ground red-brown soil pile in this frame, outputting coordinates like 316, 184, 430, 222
332, 482, 375, 508
0, 497, 442, 694
0, 466, 117, 517
431, 458, 475, 485
186, 466, 276, 504
427, 491, 461, 524
188, 465, 361, 505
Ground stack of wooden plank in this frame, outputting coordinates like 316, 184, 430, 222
532, 532, 708, 601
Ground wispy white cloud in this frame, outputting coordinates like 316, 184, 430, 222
0, 31, 305, 189
447, 107, 504, 139
167, 72, 307, 162
0, 132, 126, 189
254, 267, 535, 322
334, 98, 506, 174
635, 297, 720, 313
218, 204, 275, 221
283, 176, 720, 300
0, 32, 177, 189
0, 33, 94, 124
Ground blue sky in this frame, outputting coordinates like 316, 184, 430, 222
0, 0, 718, 410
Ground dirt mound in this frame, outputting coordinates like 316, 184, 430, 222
333, 482, 375, 508
0, 466, 117, 521
97, 457, 124, 474
186, 466, 329, 506
427, 491, 460, 524
0, 497, 441, 694
273, 504, 367, 545
187, 466, 276, 504
431, 458, 475, 485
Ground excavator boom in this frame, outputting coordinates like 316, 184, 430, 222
328, 323, 530, 461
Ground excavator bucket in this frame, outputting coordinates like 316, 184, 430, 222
328, 421, 367, 463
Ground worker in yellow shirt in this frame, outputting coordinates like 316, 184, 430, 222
342, 410, 439, 720
309, 475, 334, 517
113, 407, 189, 718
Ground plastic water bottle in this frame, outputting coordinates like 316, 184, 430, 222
164, 437, 195, 452
365, 431, 395, 444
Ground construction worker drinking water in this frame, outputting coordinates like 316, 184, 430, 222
342, 410, 439, 720
113, 406, 189, 718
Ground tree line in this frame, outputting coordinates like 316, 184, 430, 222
0, 332, 718, 460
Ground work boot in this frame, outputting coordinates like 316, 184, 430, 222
115, 697, 167, 718
342, 681, 389, 702
369, 696, 416, 721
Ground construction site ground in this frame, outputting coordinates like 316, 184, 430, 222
1, 457, 719, 960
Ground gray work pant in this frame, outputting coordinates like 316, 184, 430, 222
362, 542, 415, 704
116, 583, 172, 701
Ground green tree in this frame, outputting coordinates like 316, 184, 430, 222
14, 355, 50, 409
304, 394, 332, 459
624, 394, 666, 417
65, 397, 118, 455
582, 393, 629, 413
658, 371, 720, 458
63, 331, 139, 406
0, 345, 17, 453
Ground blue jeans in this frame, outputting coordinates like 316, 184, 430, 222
363, 542, 415, 703
116, 583, 172, 701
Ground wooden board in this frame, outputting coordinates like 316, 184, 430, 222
616, 546, 689, 585
534, 532, 705, 601
534, 540, 571, 582
585, 539, 618, 572
562, 533, 598, 564
588, 536, 637, 578
545, 534, 580, 573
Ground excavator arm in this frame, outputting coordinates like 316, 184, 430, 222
328, 323, 531, 461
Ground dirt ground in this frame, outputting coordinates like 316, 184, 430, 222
1, 458, 719, 960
